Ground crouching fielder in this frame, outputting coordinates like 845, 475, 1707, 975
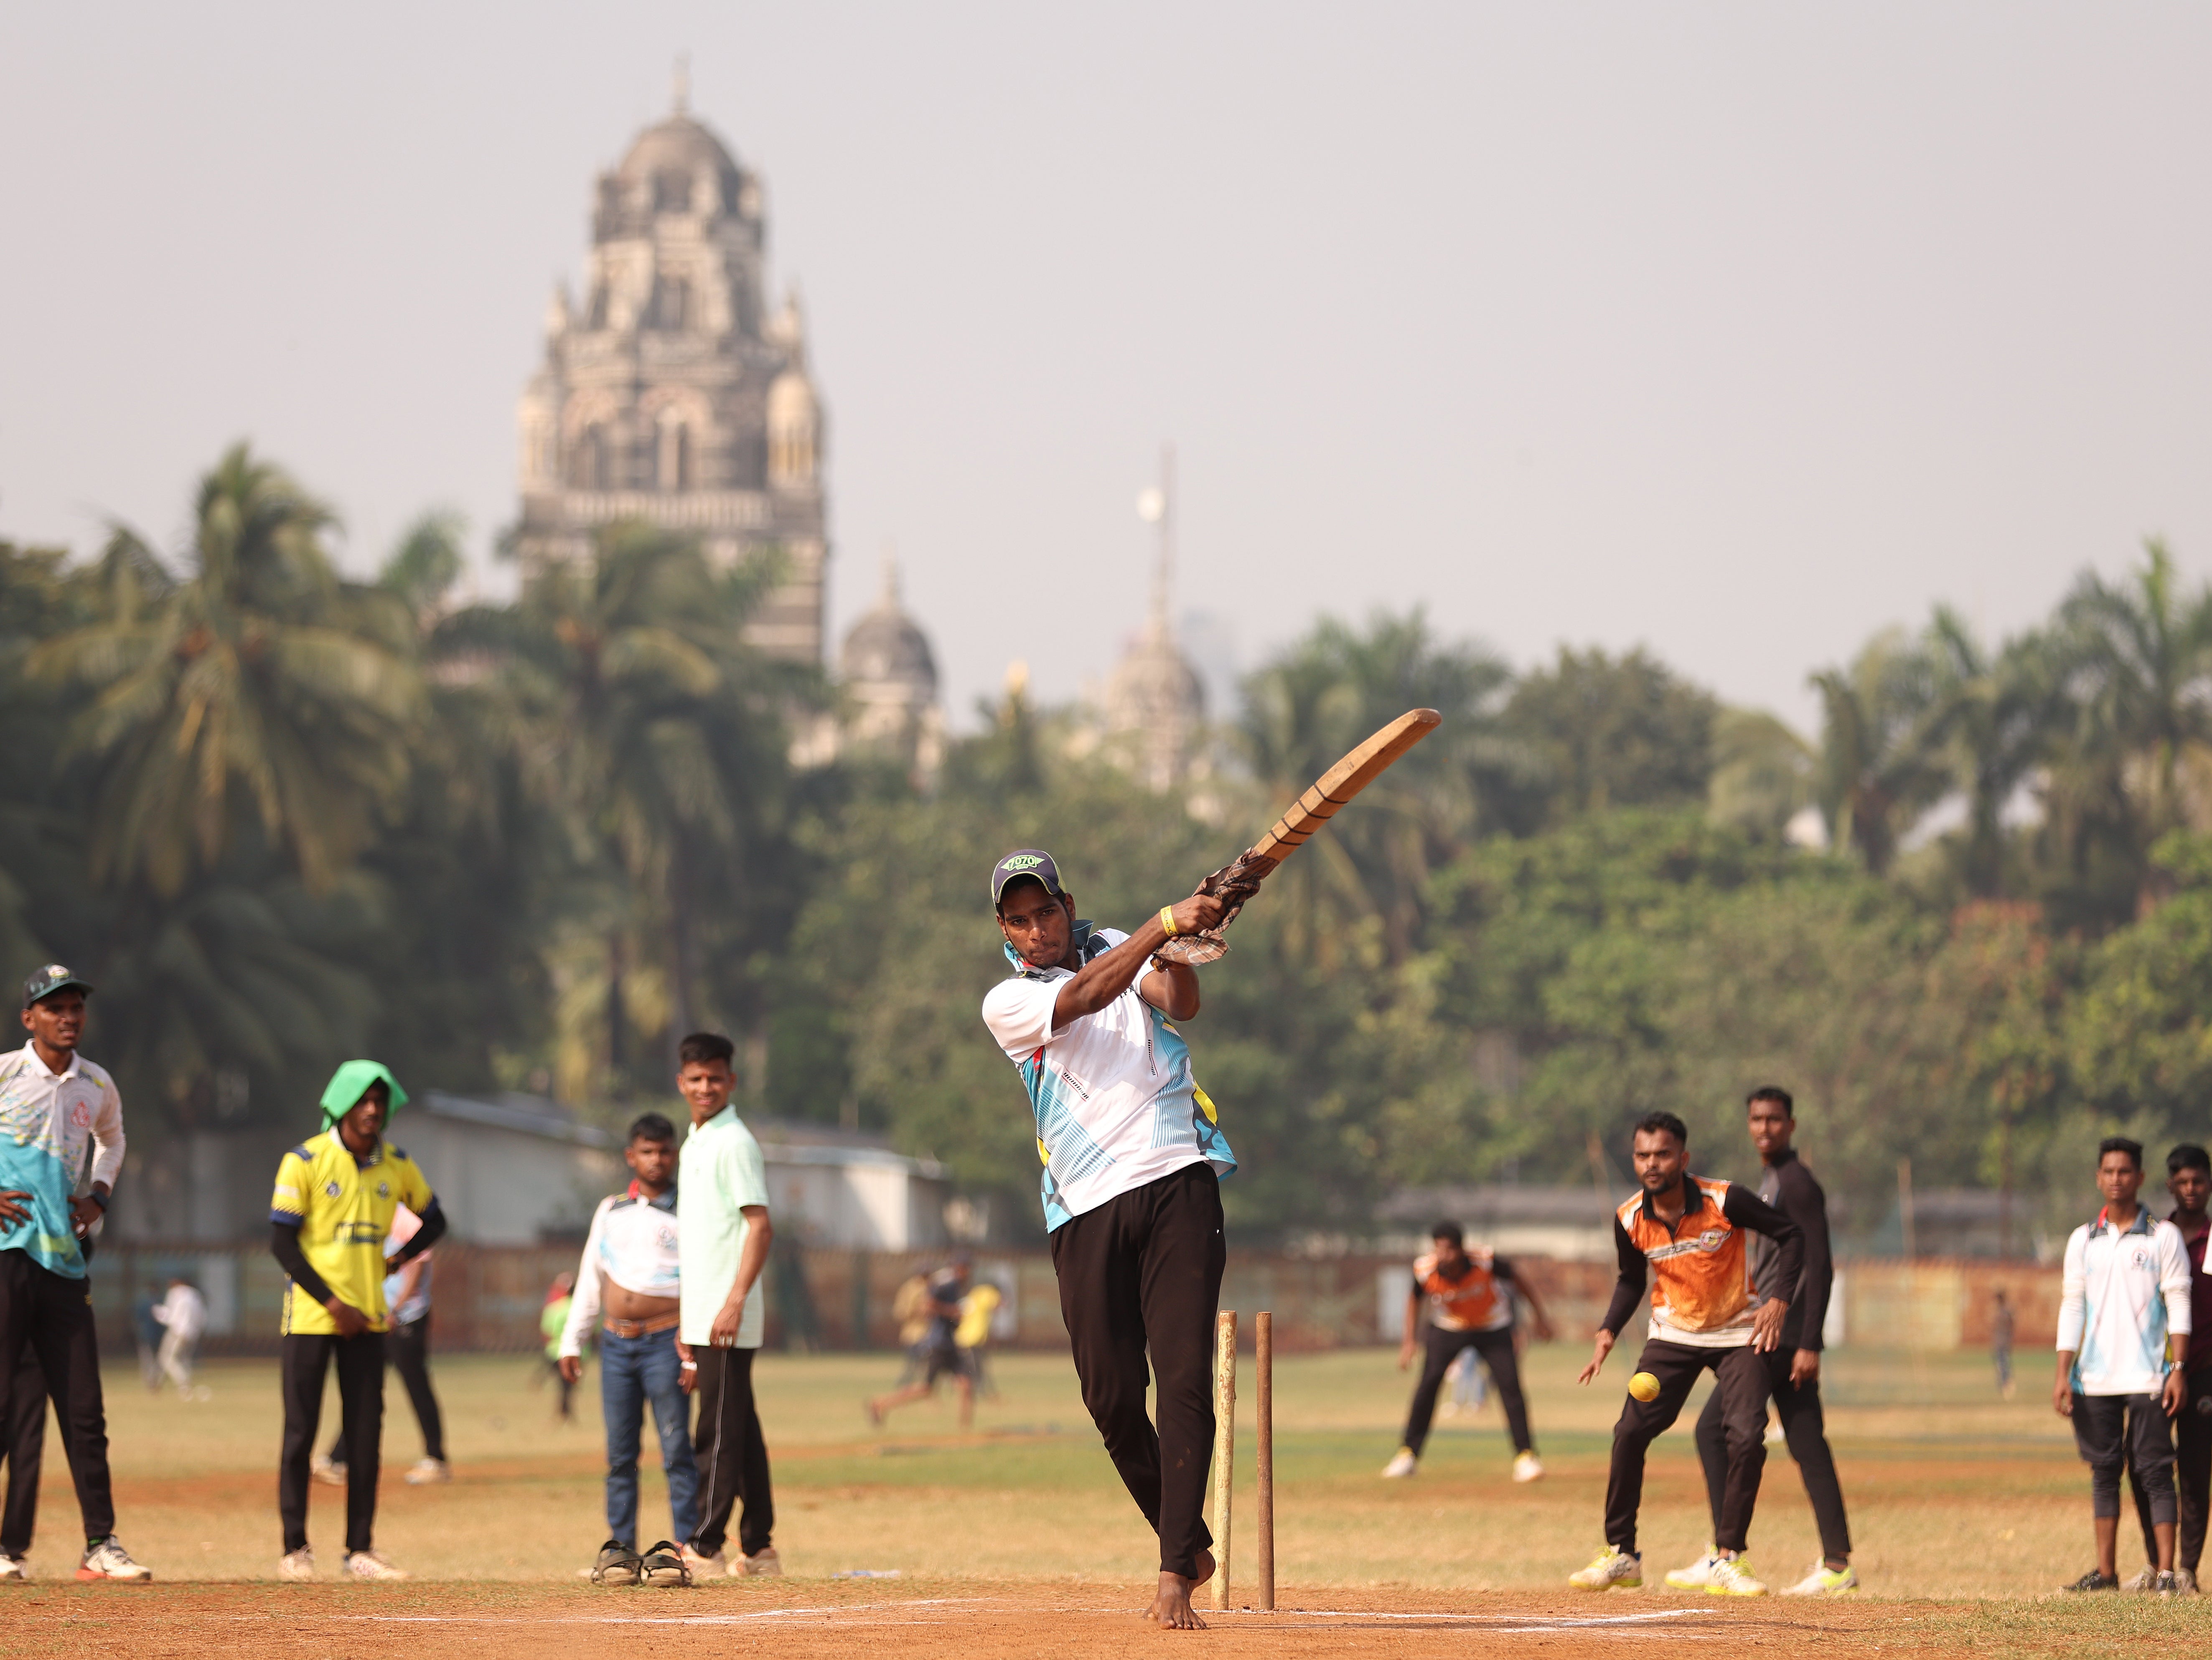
980, 851, 1235, 1630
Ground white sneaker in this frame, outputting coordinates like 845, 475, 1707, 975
1707, 1557, 1769, 1596
1381, 1448, 1418, 1479
1665, 1546, 1721, 1589
1512, 1451, 1545, 1483
0, 1550, 26, 1581
1780, 1560, 1859, 1596
680, 1542, 726, 1578
740, 1546, 782, 1577
403, 1458, 452, 1485
278, 1548, 315, 1582
344, 1551, 409, 1581
2123, 1566, 2159, 1591
1569, 1547, 1643, 1590
2177, 1568, 2200, 1595
76, 1537, 152, 1582
310, 1453, 346, 1489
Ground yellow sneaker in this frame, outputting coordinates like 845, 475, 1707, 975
1707, 1557, 1768, 1596
1569, 1547, 1642, 1590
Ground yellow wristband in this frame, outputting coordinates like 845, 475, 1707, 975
1159, 905, 1179, 937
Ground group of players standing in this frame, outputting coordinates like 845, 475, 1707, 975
0, 964, 783, 1586
1385, 1091, 1853, 1597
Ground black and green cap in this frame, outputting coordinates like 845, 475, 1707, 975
21, 964, 93, 1009
990, 849, 1063, 908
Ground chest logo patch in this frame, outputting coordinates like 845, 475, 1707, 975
377, 1182, 390, 1199
67, 1100, 91, 1131
324, 1182, 342, 1198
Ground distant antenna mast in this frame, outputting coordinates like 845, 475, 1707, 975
672, 54, 691, 114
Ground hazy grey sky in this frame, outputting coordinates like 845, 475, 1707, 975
4, 5, 2207, 733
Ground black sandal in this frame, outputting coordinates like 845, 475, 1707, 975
591, 1540, 643, 1586
641, 1541, 692, 1588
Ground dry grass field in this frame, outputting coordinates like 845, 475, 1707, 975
0, 1342, 2201, 1658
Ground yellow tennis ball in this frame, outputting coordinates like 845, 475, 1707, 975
1628, 1370, 1662, 1403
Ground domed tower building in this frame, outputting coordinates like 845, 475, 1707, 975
837, 559, 946, 786
515, 81, 829, 663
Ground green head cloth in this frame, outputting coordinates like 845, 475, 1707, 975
318, 1060, 409, 1127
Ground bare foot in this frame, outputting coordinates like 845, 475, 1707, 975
1143, 1550, 1215, 1630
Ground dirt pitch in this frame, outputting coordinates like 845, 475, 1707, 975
7, 1578, 2201, 1660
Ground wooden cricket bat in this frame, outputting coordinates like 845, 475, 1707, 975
1156, 707, 1441, 965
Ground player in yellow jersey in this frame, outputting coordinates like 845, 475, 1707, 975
267, 1061, 447, 1582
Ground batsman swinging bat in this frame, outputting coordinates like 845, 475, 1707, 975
1156, 707, 1442, 966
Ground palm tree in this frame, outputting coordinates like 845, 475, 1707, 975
30, 444, 421, 896
1915, 608, 2054, 897
1809, 629, 1948, 874
481, 522, 799, 1091
1239, 611, 1514, 964
2042, 540, 2212, 913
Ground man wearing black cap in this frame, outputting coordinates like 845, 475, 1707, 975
980, 851, 1235, 1629
0, 966, 152, 1580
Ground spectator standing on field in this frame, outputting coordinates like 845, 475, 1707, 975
2120, 1144, 2212, 1593
1993, 1289, 2016, 1398
316, 1203, 450, 1486
2054, 1136, 2191, 1595
150, 1277, 206, 1398
674, 1032, 778, 1577
0, 965, 151, 1581
269, 1060, 447, 1582
560, 1112, 701, 1588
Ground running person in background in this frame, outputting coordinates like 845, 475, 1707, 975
867, 1260, 979, 1430
541, 1274, 578, 1421
2120, 1144, 2212, 1591
981, 850, 1236, 1630
559, 1113, 698, 1588
1671, 1088, 1855, 1597
2055, 1136, 2191, 1594
1382, 1221, 1552, 1482
0, 965, 150, 1581
675, 1033, 778, 1578
270, 1061, 447, 1582
149, 1277, 206, 1398
1571, 1110, 1803, 1596
317, 1203, 448, 1486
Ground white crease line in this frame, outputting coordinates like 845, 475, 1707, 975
241, 1601, 1701, 1631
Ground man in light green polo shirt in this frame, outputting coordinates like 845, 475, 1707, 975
674, 1032, 778, 1577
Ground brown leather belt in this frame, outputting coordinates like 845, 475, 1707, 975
603, 1312, 681, 1339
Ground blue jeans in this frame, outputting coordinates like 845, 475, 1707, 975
598, 1326, 699, 1548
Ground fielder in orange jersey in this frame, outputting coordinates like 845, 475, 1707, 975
1382, 1221, 1554, 1482
1568, 1111, 1803, 1596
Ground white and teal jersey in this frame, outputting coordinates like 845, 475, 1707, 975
0, 1043, 126, 1279
2058, 1207, 2194, 1396
981, 924, 1236, 1230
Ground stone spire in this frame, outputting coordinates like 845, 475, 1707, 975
1104, 444, 1206, 792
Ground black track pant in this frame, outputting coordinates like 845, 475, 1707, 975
1605, 1339, 1771, 1556
1696, 1345, 1851, 1562
1401, 1324, 1534, 1457
279, 1332, 384, 1554
0, 1251, 113, 1541
690, 1346, 773, 1559
0, 1346, 45, 1556
2128, 1377, 2209, 1569
1049, 1162, 1227, 1580
328, 1316, 444, 1464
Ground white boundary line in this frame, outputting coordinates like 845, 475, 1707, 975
225, 1602, 1705, 1632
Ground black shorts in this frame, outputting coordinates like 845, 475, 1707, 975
923, 1345, 976, 1385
